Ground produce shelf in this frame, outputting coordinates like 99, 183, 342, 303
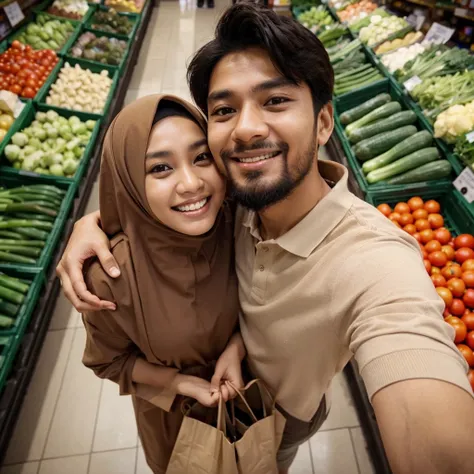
86, 5, 140, 39
0, 0, 153, 461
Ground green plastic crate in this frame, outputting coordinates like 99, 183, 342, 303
365, 186, 474, 237
35, 56, 118, 119
0, 335, 21, 394
0, 100, 33, 162
334, 80, 455, 197
85, 5, 139, 39
0, 269, 46, 337
0, 102, 102, 186
7, 12, 82, 57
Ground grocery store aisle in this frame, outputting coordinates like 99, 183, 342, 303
1, 2, 373, 473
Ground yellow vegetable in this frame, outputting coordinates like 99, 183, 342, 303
0, 129, 7, 143
0, 114, 14, 131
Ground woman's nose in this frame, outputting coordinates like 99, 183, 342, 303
176, 168, 204, 194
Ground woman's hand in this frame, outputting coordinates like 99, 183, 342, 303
56, 210, 119, 312
211, 332, 246, 402
171, 374, 220, 407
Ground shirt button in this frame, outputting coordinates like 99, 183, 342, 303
259, 265, 265, 272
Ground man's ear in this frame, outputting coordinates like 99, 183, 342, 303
317, 102, 334, 147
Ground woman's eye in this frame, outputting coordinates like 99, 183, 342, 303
150, 164, 171, 174
266, 97, 289, 106
213, 107, 235, 117
195, 152, 213, 164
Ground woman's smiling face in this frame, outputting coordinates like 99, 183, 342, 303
145, 116, 226, 236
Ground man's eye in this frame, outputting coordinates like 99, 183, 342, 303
195, 152, 213, 163
266, 97, 289, 106
213, 107, 235, 117
151, 164, 171, 174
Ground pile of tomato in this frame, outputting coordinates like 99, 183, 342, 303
377, 196, 474, 390
0, 41, 58, 99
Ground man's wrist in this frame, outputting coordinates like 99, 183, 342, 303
229, 332, 246, 361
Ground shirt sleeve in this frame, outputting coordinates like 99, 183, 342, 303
82, 270, 178, 411
336, 235, 474, 401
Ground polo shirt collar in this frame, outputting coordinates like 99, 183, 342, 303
242, 160, 354, 258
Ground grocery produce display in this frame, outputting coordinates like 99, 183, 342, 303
374, 31, 423, 55
105, 0, 143, 13
70, 31, 127, 66
336, 0, 377, 25
0, 91, 25, 144
381, 42, 430, 74
359, 13, 410, 48
44, 62, 113, 113
0, 272, 33, 330
375, 197, 474, 390
0, 183, 65, 264
0, 42, 59, 99
4, 109, 97, 177
297, 6, 334, 33
338, 93, 452, 185
89, 8, 135, 36
12, 13, 77, 53
48, 0, 90, 20
434, 102, 474, 144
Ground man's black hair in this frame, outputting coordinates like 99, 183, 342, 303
187, 2, 334, 116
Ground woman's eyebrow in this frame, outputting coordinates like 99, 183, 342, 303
188, 138, 208, 151
146, 150, 171, 159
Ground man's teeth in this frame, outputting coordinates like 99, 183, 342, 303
238, 152, 278, 163
176, 198, 208, 212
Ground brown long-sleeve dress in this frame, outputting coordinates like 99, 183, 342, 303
82, 205, 239, 473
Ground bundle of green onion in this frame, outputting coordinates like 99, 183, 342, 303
0, 184, 65, 264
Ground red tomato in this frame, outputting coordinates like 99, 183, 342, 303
431, 266, 441, 274
446, 316, 467, 343
436, 286, 453, 308
466, 331, 474, 351
424, 259, 432, 273
21, 86, 35, 98
399, 213, 414, 226
425, 240, 442, 253
10, 63, 20, 74
11, 40, 23, 51
457, 344, 474, 367
419, 229, 434, 244
462, 259, 474, 272
440, 245, 455, 261
389, 212, 401, 223
394, 202, 410, 214
25, 78, 37, 89
9, 84, 21, 95
403, 224, 416, 235
413, 232, 422, 243
462, 271, 474, 288
462, 312, 474, 331
408, 196, 424, 212
464, 289, 474, 308
416, 219, 431, 232
448, 278, 466, 298
431, 273, 447, 287
429, 251, 448, 268
451, 298, 466, 316
17, 69, 28, 79
413, 209, 428, 220
428, 213, 444, 229
454, 234, 474, 250
424, 200, 441, 214
455, 247, 474, 264
443, 307, 451, 318
468, 369, 474, 390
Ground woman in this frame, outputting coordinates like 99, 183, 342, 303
82, 94, 242, 473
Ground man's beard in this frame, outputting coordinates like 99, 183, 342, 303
222, 131, 318, 212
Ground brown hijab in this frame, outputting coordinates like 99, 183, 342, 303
96, 94, 239, 369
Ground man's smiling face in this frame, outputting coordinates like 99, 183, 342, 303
206, 47, 320, 211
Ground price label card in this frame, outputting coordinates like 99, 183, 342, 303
466, 130, 474, 143
424, 22, 455, 44
13, 100, 25, 119
455, 7, 468, 17
3, 1, 24, 27
404, 75, 422, 91
454, 167, 474, 203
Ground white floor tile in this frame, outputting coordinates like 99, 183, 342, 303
5, 330, 75, 464
89, 448, 137, 474
129, 58, 165, 90
320, 373, 360, 431
43, 328, 103, 458
351, 427, 376, 474
38, 455, 89, 474
136, 446, 153, 474
92, 380, 138, 452
83, 180, 99, 215
289, 442, 313, 474
309, 429, 359, 474
1, 462, 39, 474
49, 293, 81, 331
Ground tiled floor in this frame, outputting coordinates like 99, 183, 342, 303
1, 1, 376, 473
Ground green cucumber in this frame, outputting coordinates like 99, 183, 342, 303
346, 102, 402, 134
387, 160, 452, 184
333, 64, 371, 80
348, 110, 417, 144
366, 147, 440, 184
335, 73, 383, 95
362, 130, 433, 173
354, 126, 417, 161
340, 93, 391, 125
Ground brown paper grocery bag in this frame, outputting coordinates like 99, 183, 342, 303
227, 380, 286, 474
166, 396, 239, 474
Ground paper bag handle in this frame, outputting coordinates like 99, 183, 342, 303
225, 381, 261, 424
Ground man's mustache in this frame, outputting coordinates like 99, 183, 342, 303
220, 141, 285, 160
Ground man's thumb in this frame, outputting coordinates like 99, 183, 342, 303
210, 373, 221, 393
97, 249, 120, 278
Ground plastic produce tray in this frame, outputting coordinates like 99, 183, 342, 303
35, 56, 119, 119
68, 26, 132, 73
7, 12, 82, 57
334, 80, 455, 197
365, 185, 474, 236
33, 0, 95, 24
0, 102, 102, 186
85, 5, 139, 39
0, 174, 75, 274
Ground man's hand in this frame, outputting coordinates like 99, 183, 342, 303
56, 210, 118, 312
211, 332, 246, 401
172, 374, 220, 407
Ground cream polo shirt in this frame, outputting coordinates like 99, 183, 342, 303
235, 160, 473, 422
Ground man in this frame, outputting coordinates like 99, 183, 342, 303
57, 4, 474, 473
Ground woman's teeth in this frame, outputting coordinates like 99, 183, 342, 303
176, 198, 208, 212
238, 151, 279, 163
